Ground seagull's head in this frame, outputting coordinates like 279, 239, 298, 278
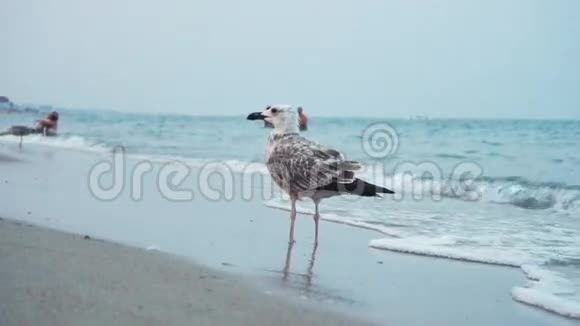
247, 105, 299, 134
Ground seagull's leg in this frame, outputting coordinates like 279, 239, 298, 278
289, 194, 297, 244
282, 242, 294, 281
313, 199, 320, 244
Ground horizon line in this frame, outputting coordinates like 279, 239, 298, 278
7, 101, 580, 122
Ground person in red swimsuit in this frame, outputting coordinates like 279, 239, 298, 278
297, 106, 307, 131
34, 111, 59, 136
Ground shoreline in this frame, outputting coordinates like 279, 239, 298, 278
1, 144, 579, 325
0, 218, 372, 326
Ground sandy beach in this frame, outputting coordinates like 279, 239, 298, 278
0, 143, 578, 325
0, 218, 372, 326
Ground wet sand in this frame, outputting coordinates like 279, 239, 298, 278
0, 219, 372, 326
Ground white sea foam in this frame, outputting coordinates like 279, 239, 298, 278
355, 167, 580, 212
0, 134, 110, 153
126, 153, 270, 176
510, 264, 580, 318
521, 264, 556, 281
146, 245, 161, 251
512, 288, 580, 319
368, 237, 527, 266
368, 234, 580, 319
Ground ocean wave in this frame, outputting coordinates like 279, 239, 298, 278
0, 134, 110, 153
481, 140, 503, 146
335, 166, 580, 212
546, 257, 580, 267
478, 177, 580, 211
477, 176, 580, 191
486, 152, 514, 159
434, 153, 468, 159
407, 174, 580, 211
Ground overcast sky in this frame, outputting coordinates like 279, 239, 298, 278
1, 0, 579, 118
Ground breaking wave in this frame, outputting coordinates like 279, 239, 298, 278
402, 174, 580, 211
0, 134, 110, 153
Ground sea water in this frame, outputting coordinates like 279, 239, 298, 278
1, 108, 579, 318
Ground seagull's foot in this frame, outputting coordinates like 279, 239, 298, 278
288, 239, 296, 246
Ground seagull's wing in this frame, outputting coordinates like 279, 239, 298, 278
301, 139, 363, 176
267, 135, 362, 193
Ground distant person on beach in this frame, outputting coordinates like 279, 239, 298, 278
297, 106, 307, 131
0, 111, 59, 137
34, 111, 59, 136
263, 106, 307, 131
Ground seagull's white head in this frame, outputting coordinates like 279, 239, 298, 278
247, 104, 299, 134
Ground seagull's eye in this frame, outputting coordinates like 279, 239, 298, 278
270, 108, 278, 114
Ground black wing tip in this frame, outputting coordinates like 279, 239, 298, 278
362, 180, 395, 196
316, 179, 395, 197
379, 187, 395, 194
361, 182, 395, 196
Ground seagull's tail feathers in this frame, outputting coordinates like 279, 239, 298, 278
352, 178, 395, 196
316, 178, 395, 197
334, 160, 362, 184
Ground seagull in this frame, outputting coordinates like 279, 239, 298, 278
247, 105, 394, 244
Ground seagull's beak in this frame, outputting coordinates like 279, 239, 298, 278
247, 112, 266, 120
